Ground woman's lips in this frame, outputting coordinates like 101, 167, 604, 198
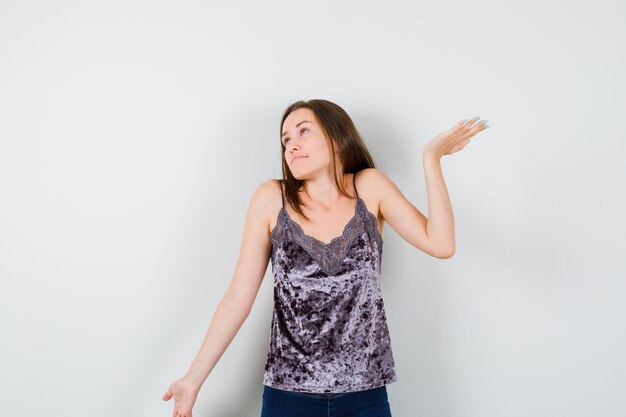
292, 156, 307, 162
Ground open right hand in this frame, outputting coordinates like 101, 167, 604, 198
162, 377, 200, 417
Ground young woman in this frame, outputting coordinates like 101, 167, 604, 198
163, 99, 489, 417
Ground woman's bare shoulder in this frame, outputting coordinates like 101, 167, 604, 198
355, 167, 379, 181
253, 179, 282, 206
252, 179, 283, 236
355, 168, 386, 199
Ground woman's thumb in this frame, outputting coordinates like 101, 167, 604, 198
162, 388, 173, 401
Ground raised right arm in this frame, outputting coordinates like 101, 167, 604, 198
182, 179, 276, 390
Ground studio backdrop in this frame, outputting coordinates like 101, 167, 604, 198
0, 1, 624, 416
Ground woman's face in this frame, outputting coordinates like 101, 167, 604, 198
281, 107, 336, 179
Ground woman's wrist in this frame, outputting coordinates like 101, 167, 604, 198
422, 148, 442, 160
182, 372, 204, 393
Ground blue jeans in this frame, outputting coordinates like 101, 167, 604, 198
260, 384, 393, 417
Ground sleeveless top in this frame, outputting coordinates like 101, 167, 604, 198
262, 173, 398, 393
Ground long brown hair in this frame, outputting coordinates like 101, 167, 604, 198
279, 99, 376, 222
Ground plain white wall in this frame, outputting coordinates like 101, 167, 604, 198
1, 0, 624, 416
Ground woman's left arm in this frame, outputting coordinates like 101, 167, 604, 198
373, 116, 489, 259
422, 116, 490, 257
422, 153, 455, 257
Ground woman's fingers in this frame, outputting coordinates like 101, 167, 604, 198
462, 117, 489, 139
431, 116, 489, 156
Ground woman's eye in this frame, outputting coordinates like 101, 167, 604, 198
282, 128, 308, 145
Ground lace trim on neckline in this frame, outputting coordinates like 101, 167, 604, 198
270, 198, 383, 275
281, 198, 360, 246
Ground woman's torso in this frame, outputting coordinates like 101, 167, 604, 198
263, 169, 398, 393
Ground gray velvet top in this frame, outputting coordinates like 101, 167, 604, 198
262, 174, 398, 393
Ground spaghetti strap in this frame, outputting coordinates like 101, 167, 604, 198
352, 172, 359, 199
279, 180, 285, 208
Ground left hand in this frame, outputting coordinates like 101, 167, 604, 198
424, 116, 489, 158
